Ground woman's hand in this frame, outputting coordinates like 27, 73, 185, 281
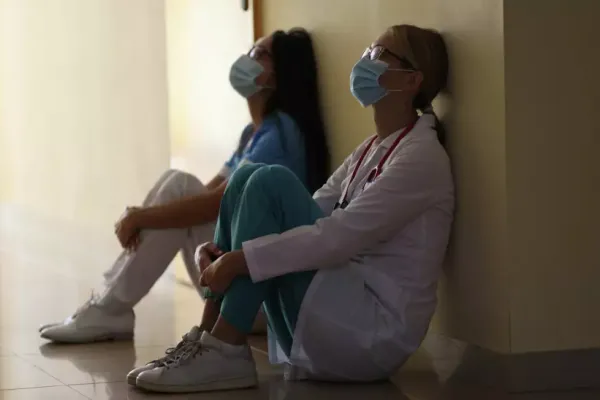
194, 242, 224, 274
115, 207, 142, 251
200, 250, 248, 294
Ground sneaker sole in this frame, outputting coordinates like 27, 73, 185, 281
39, 323, 61, 333
136, 375, 258, 393
40, 330, 134, 344
127, 374, 139, 386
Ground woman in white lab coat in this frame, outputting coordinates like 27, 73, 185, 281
133, 24, 454, 394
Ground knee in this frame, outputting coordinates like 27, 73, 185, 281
245, 165, 300, 193
227, 163, 266, 188
163, 169, 205, 194
156, 169, 178, 184
169, 169, 201, 185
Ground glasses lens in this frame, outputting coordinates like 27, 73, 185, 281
248, 46, 258, 59
249, 46, 270, 60
362, 47, 384, 60
371, 46, 384, 61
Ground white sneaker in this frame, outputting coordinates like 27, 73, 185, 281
126, 325, 202, 385
40, 294, 134, 343
136, 331, 258, 393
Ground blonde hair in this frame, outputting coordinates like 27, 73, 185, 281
387, 25, 448, 113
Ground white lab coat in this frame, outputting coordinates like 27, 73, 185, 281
243, 114, 455, 381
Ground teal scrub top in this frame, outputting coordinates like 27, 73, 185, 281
220, 111, 307, 187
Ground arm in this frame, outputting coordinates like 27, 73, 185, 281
243, 143, 451, 282
121, 127, 251, 238
135, 180, 227, 230
133, 123, 285, 231
206, 174, 226, 190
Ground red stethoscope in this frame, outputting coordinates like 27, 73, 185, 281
334, 119, 418, 210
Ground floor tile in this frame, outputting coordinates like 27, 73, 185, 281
21, 344, 273, 387
0, 330, 65, 357
0, 386, 88, 400
20, 352, 136, 386
70, 378, 408, 400
3, 203, 600, 400
71, 381, 269, 400
396, 371, 600, 400
0, 356, 62, 390
511, 391, 600, 400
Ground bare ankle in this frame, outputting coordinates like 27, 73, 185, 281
211, 316, 248, 346
199, 298, 220, 332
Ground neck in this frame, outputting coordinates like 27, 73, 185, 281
373, 103, 418, 140
248, 92, 269, 130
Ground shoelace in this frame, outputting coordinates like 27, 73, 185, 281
150, 332, 195, 366
163, 341, 206, 369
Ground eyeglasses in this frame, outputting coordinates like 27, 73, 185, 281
248, 45, 271, 60
362, 45, 417, 71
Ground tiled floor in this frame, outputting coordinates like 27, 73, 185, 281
1, 203, 598, 399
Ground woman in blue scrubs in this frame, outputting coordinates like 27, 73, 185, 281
39, 28, 330, 344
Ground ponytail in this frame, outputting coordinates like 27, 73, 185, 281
391, 24, 448, 148
416, 100, 446, 147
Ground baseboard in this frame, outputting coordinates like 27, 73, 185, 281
448, 340, 600, 392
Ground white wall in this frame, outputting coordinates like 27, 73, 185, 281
0, 0, 170, 230
164, 0, 254, 294
165, 0, 253, 180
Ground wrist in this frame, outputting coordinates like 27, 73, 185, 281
132, 207, 152, 229
233, 250, 249, 276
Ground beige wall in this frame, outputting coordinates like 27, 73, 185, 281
165, 0, 253, 180
505, 0, 600, 352
264, 0, 600, 355
263, 0, 510, 353
4, 0, 595, 356
0, 0, 170, 229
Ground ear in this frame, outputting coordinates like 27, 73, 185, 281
406, 71, 424, 92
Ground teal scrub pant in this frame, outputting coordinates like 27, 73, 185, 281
207, 164, 324, 356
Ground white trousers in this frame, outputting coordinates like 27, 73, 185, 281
101, 169, 215, 306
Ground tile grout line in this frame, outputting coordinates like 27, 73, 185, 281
67, 384, 93, 400
0, 383, 68, 391
12, 352, 73, 388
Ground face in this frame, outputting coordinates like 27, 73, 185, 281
367, 31, 423, 97
248, 34, 275, 88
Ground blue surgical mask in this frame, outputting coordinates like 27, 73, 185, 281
350, 58, 408, 107
229, 54, 269, 98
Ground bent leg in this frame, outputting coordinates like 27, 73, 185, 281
196, 164, 267, 333
202, 163, 266, 301
214, 165, 323, 353
101, 170, 209, 307
134, 166, 322, 393
40, 169, 211, 343
102, 169, 178, 283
